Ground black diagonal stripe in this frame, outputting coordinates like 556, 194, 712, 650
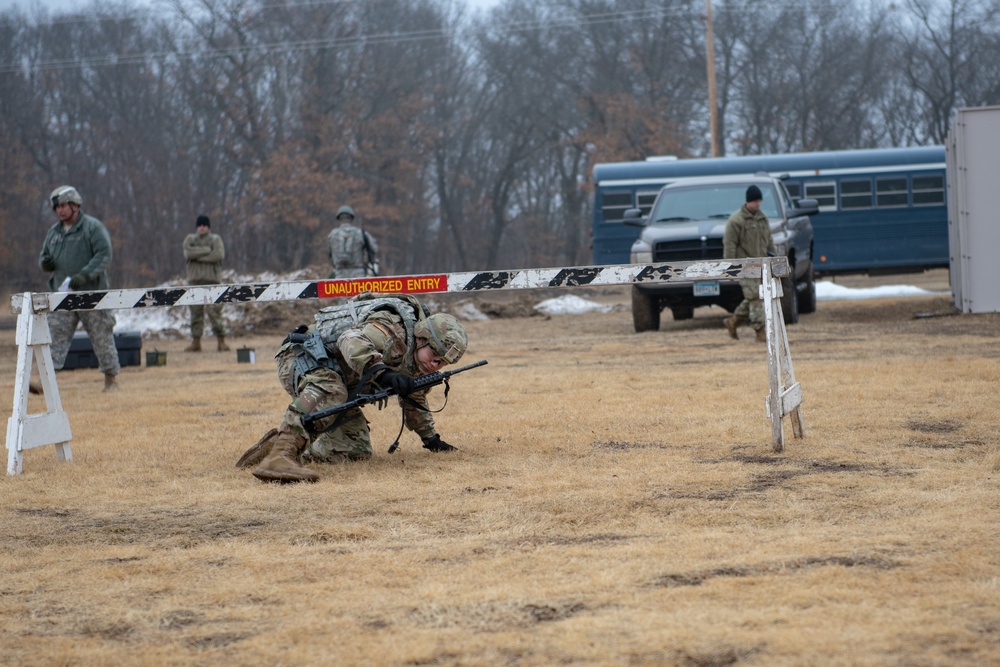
297, 283, 319, 299
461, 272, 514, 291
137, 288, 188, 307
548, 267, 601, 287
634, 264, 674, 282
216, 284, 270, 303
53, 292, 104, 311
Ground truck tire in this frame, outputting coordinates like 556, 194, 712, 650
797, 264, 817, 314
670, 306, 694, 321
781, 275, 799, 325
632, 286, 660, 332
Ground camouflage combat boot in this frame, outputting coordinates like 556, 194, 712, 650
755, 327, 767, 343
724, 315, 746, 340
217, 335, 230, 352
185, 337, 202, 352
252, 431, 319, 483
235, 428, 279, 468
103, 373, 120, 392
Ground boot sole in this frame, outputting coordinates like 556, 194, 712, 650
252, 468, 319, 484
235, 428, 279, 468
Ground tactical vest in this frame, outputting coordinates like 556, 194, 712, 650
314, 292, 428, 356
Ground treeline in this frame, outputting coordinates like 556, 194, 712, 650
1, 0, 998, 292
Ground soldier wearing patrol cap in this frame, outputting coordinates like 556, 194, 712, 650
238, 298, 469, 484
38, 186, 121, 392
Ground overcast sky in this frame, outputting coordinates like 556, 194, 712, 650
0, 0, 502, 14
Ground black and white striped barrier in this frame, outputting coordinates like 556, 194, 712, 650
26, 258, 788, 313
7, 259, 802, 474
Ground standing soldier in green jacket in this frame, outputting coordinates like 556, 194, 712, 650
723, 185, 776, 343
183, 215, 230, 352
38, 185, 121, 392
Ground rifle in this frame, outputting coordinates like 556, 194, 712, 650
301, 359, 488, 452
362, 229, 379, 276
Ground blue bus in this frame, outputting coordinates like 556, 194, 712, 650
591, 146, 948, 275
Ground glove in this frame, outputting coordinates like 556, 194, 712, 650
422, 434, 457, 452
379, 370, 414, 396
68, 273, 88, 290
41, 258, 56, 272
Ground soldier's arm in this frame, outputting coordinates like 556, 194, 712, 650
723, 217, 739, 260
183, 235, 210, 260
200, 235, 225, 264
77, 220, 113, 279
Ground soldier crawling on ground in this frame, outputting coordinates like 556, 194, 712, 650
237, 294, 469, 484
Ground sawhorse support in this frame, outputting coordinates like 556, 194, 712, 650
6, 293, 73, 475
761, 261, 805, 452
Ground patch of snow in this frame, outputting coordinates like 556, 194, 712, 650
534, 295, 614, 315
815, 281, 947, 301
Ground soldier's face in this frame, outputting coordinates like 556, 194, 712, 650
746, 199, 762, 213
197, 223, 210, 235
415, 342, 445, 374
55, 202, 77, 224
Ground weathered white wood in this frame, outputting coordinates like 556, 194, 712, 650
761, 262, 805, 451
6, 293, 73, 475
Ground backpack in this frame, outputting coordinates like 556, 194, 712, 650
314, 292, 427, 353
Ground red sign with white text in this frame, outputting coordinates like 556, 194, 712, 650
318, 275, 449, 298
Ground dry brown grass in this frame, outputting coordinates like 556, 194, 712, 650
2, 287, 999, 666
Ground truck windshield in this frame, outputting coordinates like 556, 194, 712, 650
651, 183, 780, 223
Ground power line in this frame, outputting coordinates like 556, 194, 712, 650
0, 6, 681, 73
0, 0, 905, 74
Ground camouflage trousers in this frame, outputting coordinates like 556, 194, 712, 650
48, 310, 121, 375
189, 303, 225, 338
733, 278, 765, 331
275, 348, 372, 463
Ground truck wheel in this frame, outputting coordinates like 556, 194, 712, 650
670, 306, 694, 321
632, 286, 660, 332
781, 275, 799, 325
797, 264, 817, 314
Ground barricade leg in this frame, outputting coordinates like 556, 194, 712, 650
761, 262, 805, 452
6, 293, 73, 475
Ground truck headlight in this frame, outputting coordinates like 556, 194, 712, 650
631, 241, 652, 264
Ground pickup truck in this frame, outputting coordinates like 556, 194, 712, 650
625, 174, 818, 332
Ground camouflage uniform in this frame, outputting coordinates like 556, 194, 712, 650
39, 210, 120, 376
327, 222, 378, 279
183, 229, 226, 338
275, 309, 438, 463
723, 204, 775, 332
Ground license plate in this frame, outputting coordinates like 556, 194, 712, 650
693, 281, 720, 297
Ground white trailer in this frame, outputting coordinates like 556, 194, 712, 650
946, 105, 1000, 314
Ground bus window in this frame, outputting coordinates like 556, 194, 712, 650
600, 191, 634, 222
841, 179, 873, 209
912, 175, 945, 206
636, 190, 659, 216
805, 181, 837, 211
876, 177, 908, 207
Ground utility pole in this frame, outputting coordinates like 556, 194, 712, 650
705, 0, 719, 157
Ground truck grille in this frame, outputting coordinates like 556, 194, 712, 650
653, 238, 724, 262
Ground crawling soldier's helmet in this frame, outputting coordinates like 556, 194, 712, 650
415, 314, 467, 365
336, 205, 355, 221
50, 186, 82, 209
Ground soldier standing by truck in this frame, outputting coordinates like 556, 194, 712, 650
723, 185, 776, 343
